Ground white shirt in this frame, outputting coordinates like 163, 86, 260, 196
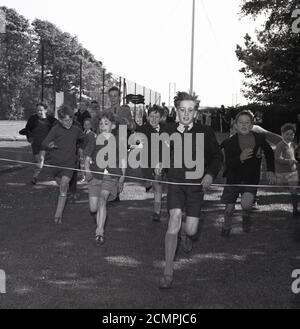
153, 125, 160, 133
177, 123, 194, 133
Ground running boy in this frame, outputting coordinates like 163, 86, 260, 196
136, 105, 164, 222
40, 105, 85, 224
19, 103, 56, 184
79, 118, 97, 181
159, 92, 223, 289
84, 111, 126, 246
275, 123, 299, 216
221, 110, 276, 237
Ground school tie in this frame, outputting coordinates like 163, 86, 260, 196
184, 125, 190, 133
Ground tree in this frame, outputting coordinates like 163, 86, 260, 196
32, 19, 106, 104
0, 7, 38, 119
236, 0, 300, 105
0, 7, 125, 119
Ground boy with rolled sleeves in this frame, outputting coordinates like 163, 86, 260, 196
221, 110, 276, 237
40, 105, 85, 224
159, 92, 223, 289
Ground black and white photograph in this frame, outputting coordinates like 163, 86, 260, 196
0, 0, 300, 313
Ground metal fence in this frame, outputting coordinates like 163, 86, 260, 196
87, 71, 161, 111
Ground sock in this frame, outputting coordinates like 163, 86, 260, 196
292, 194, 298, 213
90, 211, 97, 222
154, 202, 161, 215
96, 226, 105, 237
242, 210, 251, 222
224, 212, 233, 230
164, 233, 178, 277
54, 196, 67, 219
33, 167, 41, 179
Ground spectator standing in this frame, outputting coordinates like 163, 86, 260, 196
74, 101, 91, 130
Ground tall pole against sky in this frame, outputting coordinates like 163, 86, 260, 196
41, 42, 45, 102
190, 0, 195, 95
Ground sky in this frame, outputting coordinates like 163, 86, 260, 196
0, 0, 263, 107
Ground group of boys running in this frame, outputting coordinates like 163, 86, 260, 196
21, 89, 299, 289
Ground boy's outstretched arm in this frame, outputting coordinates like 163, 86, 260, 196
261, 135, 275, 172
261, 136, 276, 184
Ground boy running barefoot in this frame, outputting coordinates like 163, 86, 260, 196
159, 92, 223, 289
84, 111, 126, 246
40, 105, 85, 224
275, 123, 299, 217
221, 110, 276, 237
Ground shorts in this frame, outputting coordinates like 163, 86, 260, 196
141, 168, 166, 181
47, 166, 74, 180
221, 185, 257, 204
141, 168, 155, 180
88, 176, 119, 201
167, 184, 204, 218
276, 171, 298, 193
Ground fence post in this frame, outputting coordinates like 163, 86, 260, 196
41, 42, 45, 102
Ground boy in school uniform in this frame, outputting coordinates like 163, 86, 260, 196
39, 105, 85, 224
136, 105, 165, 222
159, 92, 223, 289
221, 110, 276, 237
275, 123, 299, 216
84, 111, 126, 246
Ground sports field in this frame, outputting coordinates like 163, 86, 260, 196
0, 141, 300, 309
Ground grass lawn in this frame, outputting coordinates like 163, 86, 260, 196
0, 141, 300, 309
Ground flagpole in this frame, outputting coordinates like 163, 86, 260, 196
190, 0, 195, 95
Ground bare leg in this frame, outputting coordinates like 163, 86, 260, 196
241, 192, 255, 233
159, 208, 182, 289
54, 176, 71, 223
95, 190, 110, 244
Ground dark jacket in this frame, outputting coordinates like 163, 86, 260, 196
19, 114, 57, 154
74, 110, 91, 129
223, 132, 275, 185
162, 122, 223, 183
135, 122, 163, 167
20, 114, 57, 138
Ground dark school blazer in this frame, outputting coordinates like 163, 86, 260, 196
223, 132, 275, 185
162, 122, 223, 183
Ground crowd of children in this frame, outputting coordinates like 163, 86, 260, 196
21, 89, 300, 289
